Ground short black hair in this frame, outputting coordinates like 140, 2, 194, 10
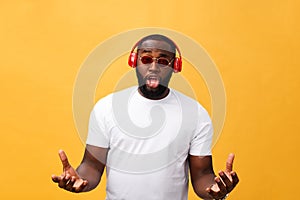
137, 34, 176, 54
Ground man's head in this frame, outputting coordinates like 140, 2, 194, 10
133, 34, 178, 99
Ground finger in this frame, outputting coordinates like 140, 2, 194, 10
206, 185, 222, 199
225, 153, 235, 172
206, 186, 218, 197
58, 173, 71, 189
231, 171, 239, 186
58, 150, 71, 170
58, 174, 65, 188
219, 171, 233, 191
65, 176, 76, 191
51, 174, 62, 183
73, 178, 84, 188
74, 180, 88, 193
215, 177, 227, 194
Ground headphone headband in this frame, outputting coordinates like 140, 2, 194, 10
128, 35, 182, 73
130, 37, 182, 59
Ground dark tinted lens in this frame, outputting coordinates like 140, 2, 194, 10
141, 56, 153, 64
157, 58, 169, 66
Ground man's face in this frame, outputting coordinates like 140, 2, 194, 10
136, 39, 175, 92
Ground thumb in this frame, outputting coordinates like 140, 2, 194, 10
58, 150, 71, 170
225, 153, 235, 173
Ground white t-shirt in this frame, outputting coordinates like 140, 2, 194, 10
86, 86, 213, 200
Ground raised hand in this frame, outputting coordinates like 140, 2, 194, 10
206, 153, 239, 199
51, 150, 88, 193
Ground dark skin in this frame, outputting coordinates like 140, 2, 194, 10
135, 40, 175, 99
52, 39, 239, 199
189, 154, 239, 199
51, 145, 107, 192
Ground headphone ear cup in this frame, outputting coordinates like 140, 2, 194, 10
173, 57, 182, 73
128, 52, 138, 68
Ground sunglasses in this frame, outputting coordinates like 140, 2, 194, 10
139, 55, 173, 67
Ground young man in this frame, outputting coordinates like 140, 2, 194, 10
52, 34, 239, 200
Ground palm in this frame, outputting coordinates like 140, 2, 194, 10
52, 150, 87, 192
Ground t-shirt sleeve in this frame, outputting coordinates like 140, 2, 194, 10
189, 105, 213, 156
86, 106, 109, 148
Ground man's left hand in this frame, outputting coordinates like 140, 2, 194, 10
206, 153, 239, 199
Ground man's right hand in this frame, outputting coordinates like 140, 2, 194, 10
51, 150, 88, 193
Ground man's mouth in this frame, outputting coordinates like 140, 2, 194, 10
146, 75, 160, 89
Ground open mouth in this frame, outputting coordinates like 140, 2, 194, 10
146, 75, 160, 89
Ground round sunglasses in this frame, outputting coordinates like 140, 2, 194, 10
139, 55, 174, 67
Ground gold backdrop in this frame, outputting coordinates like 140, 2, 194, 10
0, 1, 299, 199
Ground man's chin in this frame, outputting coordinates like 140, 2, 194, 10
139, 84, 168, 99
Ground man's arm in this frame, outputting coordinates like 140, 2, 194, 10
189, 154, 239, 199
76, 145, 107, 191
52, 144, 107, 193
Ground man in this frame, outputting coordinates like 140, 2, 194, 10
52, 34, 239, 200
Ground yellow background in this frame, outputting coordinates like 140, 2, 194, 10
0, 0, 299, 199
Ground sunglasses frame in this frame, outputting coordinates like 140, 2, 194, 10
138, 55, 174, 67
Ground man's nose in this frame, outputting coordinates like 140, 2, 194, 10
148, 60, 160, 72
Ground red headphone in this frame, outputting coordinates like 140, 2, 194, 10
128, 36, 182, 73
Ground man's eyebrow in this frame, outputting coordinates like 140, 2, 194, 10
158, 53, 169, 58
139, 49, 170, 57
138, 49, 173, 58
140, 49, 152, 53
